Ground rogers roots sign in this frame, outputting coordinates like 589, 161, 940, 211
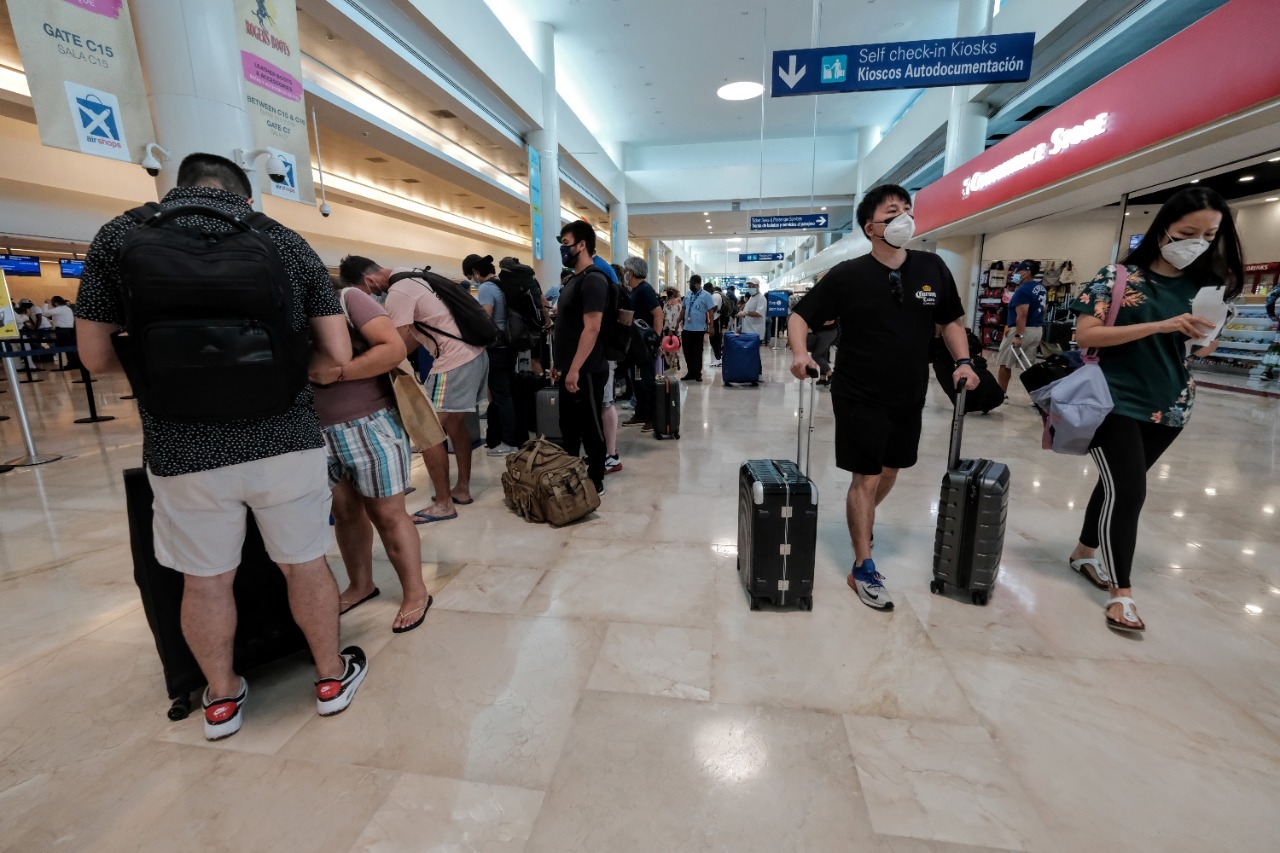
961, 113, 1109, 199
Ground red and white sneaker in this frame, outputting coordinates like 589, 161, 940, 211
202, 677, 248, 741
315, 646, 368, 717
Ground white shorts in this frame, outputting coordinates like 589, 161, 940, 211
147, 449, 332, 576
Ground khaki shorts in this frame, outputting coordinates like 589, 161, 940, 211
994, 326, 1044, 369
147, 448, 332, 576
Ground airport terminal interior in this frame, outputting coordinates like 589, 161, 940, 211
2, 0, 1279, 850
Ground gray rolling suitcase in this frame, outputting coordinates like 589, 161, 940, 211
736, 372, 819, 611
930, 387, 1010, 605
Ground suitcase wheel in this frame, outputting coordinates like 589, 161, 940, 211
929, 579, 943, 595
971, 590, 990, 606
168, 694, 193, 721
802, 596, 813, 611
749, 596, 761, 611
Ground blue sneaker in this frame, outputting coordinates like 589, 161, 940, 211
847, 558, 894, 611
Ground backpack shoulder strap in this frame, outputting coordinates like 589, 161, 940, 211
388, 269, 430, 287
124, 202, 163, 224
242, 211, 280, 232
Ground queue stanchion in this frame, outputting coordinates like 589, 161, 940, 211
1, 344, 62, 466
74, 363, 115, 424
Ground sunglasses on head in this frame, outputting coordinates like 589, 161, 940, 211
888, 269, 903, 304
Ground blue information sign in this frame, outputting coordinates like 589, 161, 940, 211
0, 254, 41, 276
721, 276, 749, 285
765, 291, 790, 318
527, 145, 544, 261
60, 259, 84, 278
739, 252, 785, 262
772, 32, 1034, 97
750, 214, 828, 232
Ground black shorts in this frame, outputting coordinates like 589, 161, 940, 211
832, 395, 924, 475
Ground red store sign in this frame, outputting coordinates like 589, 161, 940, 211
914, 0, 1280, 234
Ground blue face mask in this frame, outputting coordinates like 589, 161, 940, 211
1009, 273, 1022, 285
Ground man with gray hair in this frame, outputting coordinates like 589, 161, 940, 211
621, 255, 663, 431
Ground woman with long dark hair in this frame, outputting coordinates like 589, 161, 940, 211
1065, 186, 1244, 632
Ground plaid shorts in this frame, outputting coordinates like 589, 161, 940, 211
323, 407, 413, 498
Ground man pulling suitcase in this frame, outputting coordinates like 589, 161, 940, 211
787, 183, 979, 610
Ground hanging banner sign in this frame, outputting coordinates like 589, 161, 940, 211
235, 0, 314, 204
528, 145, 544, 261
772, 32, 1035, 97
740, 253, 784, 262
8, 0, 155, 164
751, 214, 828, 232
0, 272, 19, 340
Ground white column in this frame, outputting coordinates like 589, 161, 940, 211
526, 22, 562, 291
132, 0, 257, 202
610, 202, 629, 264
854, 125, 882, 202
647, 239, 662, 289
943, 0, 993, 175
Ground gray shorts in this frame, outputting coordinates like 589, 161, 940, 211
425, 351, 489, 413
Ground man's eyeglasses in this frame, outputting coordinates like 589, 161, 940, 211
888, 269, 903, 304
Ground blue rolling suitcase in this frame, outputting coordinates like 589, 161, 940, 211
723, 331, 762, 386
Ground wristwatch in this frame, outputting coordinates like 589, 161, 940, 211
955, 358, 972, 367
1014, 333, 1024, 339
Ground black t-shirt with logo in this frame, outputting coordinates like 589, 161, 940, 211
793, 250, 964, 407
553, 266, 609, 375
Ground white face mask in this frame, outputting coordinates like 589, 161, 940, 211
1160, 232, 1211, 270
882, 213, 916, 248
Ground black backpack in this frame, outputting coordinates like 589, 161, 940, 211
597, 270, 634, 363
494, 261, 544, 352
114, 202, 310, 423
629, 318, 660, 367
388, 268, 499, 350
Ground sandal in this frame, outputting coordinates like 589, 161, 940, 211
392, 596, 433, 634
1070, 557, 1112, 590
1105, 596, 1145, 632
339, 587, 380, 615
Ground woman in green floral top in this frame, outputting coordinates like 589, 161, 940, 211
1065, 187, 1244, 632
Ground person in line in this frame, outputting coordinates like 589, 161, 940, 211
76, 152, 367, 740
994, 262, 1048, 394
680, 275, 716, 382
709, 285, 725, 367
466, 254, 521, 456
339, 256, 488, 523
621, 255, 663, 432
47, 296, 81, 371
788, 183, 979, 611
1066, 186, 1243, 632
661, 287, 683, 374
740, 284, 768, 340
556, 221, 610, 495
310, 280, 430, 633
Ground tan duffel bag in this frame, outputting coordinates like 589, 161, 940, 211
502, 437, 600, 527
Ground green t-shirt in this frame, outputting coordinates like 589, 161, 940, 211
1069, 264, 1205, 428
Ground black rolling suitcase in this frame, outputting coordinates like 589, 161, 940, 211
653, 374, 681, 440
929, 388, 1010, 605
123, 467, 307, 720
737, 373, 819, 610
515, 370, 551, 437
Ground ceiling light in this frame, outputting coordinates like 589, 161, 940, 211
1270, 157, 1280, 162
717, 81, 764, 101
1267, 198, 1279, 202
820, 206, 827, 211
703, 211, 710, 215
1239, 175, 1255, 182
1124, 211, 1130, 216
1190, 179, 1200, 183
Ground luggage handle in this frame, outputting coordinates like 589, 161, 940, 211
1010, 343, 1034, 371
796, 366, 819, 476
948, 386, 968, 471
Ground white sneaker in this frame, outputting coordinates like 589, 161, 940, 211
846, 559, 894, 611
486, 443, 518, 456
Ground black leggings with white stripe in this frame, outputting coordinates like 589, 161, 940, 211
1079, 414, 1182, 589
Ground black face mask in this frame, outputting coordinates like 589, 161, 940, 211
560, 243, 578, 266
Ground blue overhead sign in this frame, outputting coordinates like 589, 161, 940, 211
750, 214, 828, 232
0, 254, 41, 276
772, 32, 1035, 97
739, 252, 785, 262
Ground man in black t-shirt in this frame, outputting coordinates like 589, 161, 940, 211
789, 183, 979, 612
554, 220, 609, 494
621, 256, 664, 430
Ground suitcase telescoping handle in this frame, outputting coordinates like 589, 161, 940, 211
796, 366, 819, 475
948, 386, 968, 471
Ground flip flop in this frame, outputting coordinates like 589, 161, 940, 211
1105, 596, 1145, 632
404, 486, 416, 495
1070, 557, 1112, 590
392, 595, 433, 634
413, 509, 458, 524
432, 495, 474, 505
339, 587, 380, 615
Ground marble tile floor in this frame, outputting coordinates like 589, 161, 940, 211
2, 354, 1279, 851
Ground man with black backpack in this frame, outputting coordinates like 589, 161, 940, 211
75, 152, 369, 740
465, 253, 521, 456
339, 256, 494, 524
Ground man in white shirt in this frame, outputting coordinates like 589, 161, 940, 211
740, 286, 768, 340
48, 296, 81, 370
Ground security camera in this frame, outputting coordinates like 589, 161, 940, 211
319, 202, 331, 217
141, 143, 170, 177
265, 153, 287, 184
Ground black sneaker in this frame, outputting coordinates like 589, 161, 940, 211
315, 646, 368, 716
202, 677, 248, 741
